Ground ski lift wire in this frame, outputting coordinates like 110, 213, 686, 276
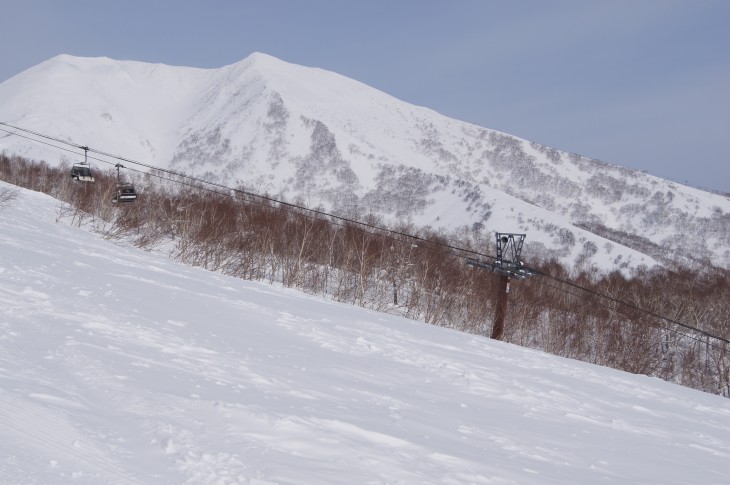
2, 121, 727, 346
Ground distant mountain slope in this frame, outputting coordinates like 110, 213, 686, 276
1, 53, 728, 270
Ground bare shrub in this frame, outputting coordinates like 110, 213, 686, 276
0, 185, 19, 210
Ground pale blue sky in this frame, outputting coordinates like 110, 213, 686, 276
2, 0, 728, 192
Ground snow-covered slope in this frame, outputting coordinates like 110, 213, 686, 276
1, 53, 729, 270
2, 182, 729, 484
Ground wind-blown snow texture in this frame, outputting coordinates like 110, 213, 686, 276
1, 53, 729, 271
2, 182, 730, 484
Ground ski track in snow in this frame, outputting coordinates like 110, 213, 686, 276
1, 182, 730, 484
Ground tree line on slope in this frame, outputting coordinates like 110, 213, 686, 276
1, 153, 728, 397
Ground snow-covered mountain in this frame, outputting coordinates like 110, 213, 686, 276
2, 180, 730, 484
1, 53, 729, 270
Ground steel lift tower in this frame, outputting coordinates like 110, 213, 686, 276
466, 233, 534, 340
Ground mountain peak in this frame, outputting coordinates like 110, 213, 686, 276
243, 51, 284, 65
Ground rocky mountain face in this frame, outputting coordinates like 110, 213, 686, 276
1, 53, 728, 270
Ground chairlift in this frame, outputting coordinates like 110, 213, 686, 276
70, 146, 95, 182
112, 163, 138, 204
113, 183, 138, 203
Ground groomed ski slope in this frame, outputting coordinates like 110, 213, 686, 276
1, 181, 729, 485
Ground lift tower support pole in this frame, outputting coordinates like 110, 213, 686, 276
492, 273, 510, 340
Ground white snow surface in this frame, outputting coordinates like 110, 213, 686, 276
1, 185, 730, 484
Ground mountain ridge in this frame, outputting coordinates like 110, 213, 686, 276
1, 53, 728, 270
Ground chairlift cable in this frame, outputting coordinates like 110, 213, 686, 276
525, 272, 730, 349
1, 122, 493, 258
1, 121, 727, 346
528, 268, 730, 345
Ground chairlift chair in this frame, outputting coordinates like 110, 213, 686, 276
112, 163, 138, 204
71, 146, 95, 182
112, 183, 138, 203
71, 163, 95, 182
